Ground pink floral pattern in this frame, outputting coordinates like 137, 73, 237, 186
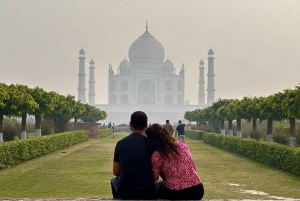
151, 141, 201, 190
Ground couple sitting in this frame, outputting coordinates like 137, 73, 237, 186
111, 111, 204, 200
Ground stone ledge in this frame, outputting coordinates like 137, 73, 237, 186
1, 199, 299, 201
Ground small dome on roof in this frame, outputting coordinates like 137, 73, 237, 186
90, 59, 94, 65
120, 58, 131, 68
199, 59, 204, 65
208, 48, 214, 54
79, 47, 85, 54
163, 59, 174, 68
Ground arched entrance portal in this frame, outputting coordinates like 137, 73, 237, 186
138, 79, 155, 104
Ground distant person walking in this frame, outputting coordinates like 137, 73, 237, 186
175, 120, 185, 141
163, 120, 174, 136
112, 123, 115, 133
108, 122, 112, 128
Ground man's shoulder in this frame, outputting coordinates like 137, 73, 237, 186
118, 133, 146, 142
116, 134, 132, 144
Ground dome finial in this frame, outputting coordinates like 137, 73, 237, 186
146, 21, 148, 31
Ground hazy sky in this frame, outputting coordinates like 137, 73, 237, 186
1, 0, 300, 105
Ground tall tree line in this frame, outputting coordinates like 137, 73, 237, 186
184, 85, 300, 137
0, 83, 107, 142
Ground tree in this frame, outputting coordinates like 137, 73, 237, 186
282, 86, 300, 137
227, 99, 244, 137
184, 109, 207, 127
8, 84, 38, 139
29, 87, 58, 137
216, 99, 234, 136
72, 101, 86, 129
80, 104, 106, 123
48, 94, 76, 133
259, 93, 285, 136
240, 96, 265, 133
0, 83, 9, 142
210, 98, 231, 134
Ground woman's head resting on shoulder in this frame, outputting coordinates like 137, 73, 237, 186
146, 123, 179, 157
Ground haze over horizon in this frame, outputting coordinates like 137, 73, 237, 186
1, 0, 300, 105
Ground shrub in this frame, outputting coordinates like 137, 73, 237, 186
241, 120, 266, 139
2, 118, 19, 142
295, 127, 300, 147
186, 130, 204, 140
273, 127, 290, 145
41, 118, 54, 135
99, 128, 113, 138
198, 124, 215, 133
0, 130, 89, 169
190, 124, 198, 130
203, 132, 300, 176
249, 131, 263, 140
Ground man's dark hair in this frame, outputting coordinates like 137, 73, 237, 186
130, 111, 148, 130
166, 120, 169, 123
178, 120, 182, 124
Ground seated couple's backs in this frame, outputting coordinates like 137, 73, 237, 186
111, 111, 204, 200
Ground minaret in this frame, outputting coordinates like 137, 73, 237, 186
78, 47, 86, 103
88, 59, 96, 105
207, 48, 215, 106
198, 59, 205, 105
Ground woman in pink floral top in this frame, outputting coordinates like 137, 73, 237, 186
146, 123, 204, 200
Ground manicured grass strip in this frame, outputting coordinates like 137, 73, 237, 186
0, 133, 300, 199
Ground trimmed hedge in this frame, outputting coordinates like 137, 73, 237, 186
99, 128, 113, 138
203, 132, 300, 176
186, 130, 204, 140
0, 130, 89, 169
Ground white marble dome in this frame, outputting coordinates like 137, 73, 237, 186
119, 58, 131, 68
163, 59, 174, 68
129, 30, 165, 63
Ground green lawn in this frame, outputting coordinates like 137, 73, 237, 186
1, 133, 300, 199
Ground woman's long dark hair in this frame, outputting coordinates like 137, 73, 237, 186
146, 123, 179, 157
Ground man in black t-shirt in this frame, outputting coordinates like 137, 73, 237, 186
175, 120, 186, 141
111, 111, 156, 199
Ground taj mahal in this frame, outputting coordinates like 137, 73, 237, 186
77, 24, 216, 125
